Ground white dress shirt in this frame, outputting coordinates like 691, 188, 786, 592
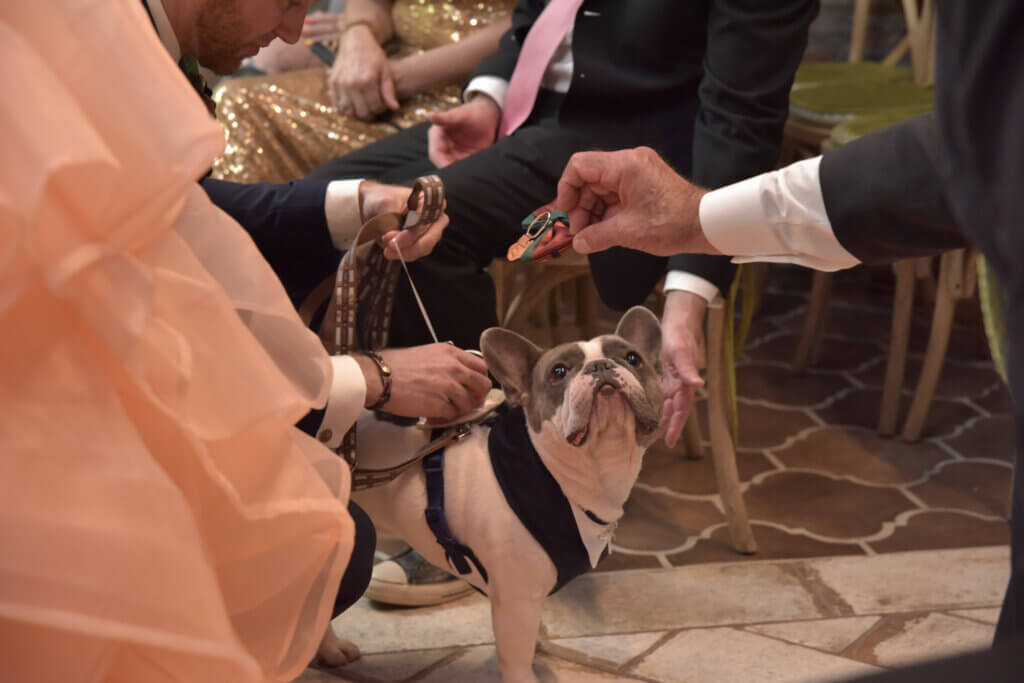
701, 156, 861, 272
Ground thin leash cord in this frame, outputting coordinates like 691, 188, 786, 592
391, 237, 440, 344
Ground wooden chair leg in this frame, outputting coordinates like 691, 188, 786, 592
793, 271, 834, 371
503, 267, 588, 332
878, 259, 917, 434
707, 301, 757, 554
901, 251, 964, 441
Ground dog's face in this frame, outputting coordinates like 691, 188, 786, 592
481, 306, 663, 450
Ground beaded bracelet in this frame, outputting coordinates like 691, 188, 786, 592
364, 350, 392, 410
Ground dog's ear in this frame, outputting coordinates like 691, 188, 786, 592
614, 306, 662, 364
480, 327, 543, 404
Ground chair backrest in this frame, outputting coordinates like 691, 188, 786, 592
847, 0, 936, 85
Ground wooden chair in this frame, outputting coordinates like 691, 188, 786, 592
900, 248, 978, 440
785, 0, 960, 438
492, 259, 758, 554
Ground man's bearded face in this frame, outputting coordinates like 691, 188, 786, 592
194, 0, 307, 75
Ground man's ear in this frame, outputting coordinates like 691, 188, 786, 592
480, 327, 543, 405
615, 306, 662, 364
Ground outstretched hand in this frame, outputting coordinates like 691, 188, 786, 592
659, 291, 707, 448
554, 147, 720, 257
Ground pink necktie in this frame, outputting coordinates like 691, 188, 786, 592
498, 0, 585, 138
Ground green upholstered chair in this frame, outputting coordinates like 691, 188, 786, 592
780, 0, 935, 164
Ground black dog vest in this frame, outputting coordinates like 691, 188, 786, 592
423, 406, 609, 595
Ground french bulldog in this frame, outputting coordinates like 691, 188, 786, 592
321, 305, 663, 683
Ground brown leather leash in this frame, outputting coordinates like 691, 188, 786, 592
316, 175, 474, 479
350, 423, 473, 491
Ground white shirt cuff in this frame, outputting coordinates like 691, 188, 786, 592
464, 75, 508, 110
662, 270, 720, 303
316, 355, 367, 450
324, 179, 364, 250
700, 156, 861, 272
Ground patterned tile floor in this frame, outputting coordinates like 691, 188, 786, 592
304, 264, 1014, 682
604, 265, 1013, 571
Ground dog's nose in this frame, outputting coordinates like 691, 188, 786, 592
584, 359, 613, 375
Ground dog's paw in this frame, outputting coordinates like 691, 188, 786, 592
316, 627, 361, 668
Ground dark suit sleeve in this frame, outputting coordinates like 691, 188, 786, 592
819, 113, 967, 264
200, 177, 341, 304
469, 0, 543, 82
667, 0, 819, 292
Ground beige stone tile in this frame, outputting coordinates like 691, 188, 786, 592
418, 646, 636, 682
633, 628, 881, 682
331, 594, 494, 654
543, 631, 667, 668
307, 649, 458, 682
746, 616, 881, 654
870, 613, 995, 667
543, 563, 825, 638
948, 607, 1002, 625
809, 547, 1009, 614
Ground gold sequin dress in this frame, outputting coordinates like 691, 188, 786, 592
211, 0, 512, 184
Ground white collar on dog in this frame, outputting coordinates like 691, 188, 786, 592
569, 503, 617, 568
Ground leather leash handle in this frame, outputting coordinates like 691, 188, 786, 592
328, 175, 446, 468
329, 175, 446, 354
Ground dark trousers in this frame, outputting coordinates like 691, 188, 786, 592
305, 105, 671, 350
333, 501, 376, 617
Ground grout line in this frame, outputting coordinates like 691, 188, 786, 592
619, 630, 681, 677
843, 370, 866, 389
961, 397, 992, 419
762, 448, 787, 471
804, 406, 827, 426
401, 648, 470, 683
932, 438, 966, 460
939, 610, 1001, 628
899, 486, 930, 510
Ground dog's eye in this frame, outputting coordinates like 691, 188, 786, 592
625, 351, 642, 367
550, 364, 568, 381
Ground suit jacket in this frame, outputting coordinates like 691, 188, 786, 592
819, 114, 966, 264
474, 0, 818, 290
200, 178, 337, 304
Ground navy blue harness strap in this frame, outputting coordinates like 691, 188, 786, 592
422, 450, 489, 584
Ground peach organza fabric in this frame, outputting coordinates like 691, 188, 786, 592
0, 2, 353, 681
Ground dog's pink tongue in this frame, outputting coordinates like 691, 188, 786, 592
568, 425, 589, 447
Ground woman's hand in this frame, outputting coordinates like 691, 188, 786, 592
327, 24, 399, 119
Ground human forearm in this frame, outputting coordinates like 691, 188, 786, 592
338, 0, 394, 45
392, 19, 510, 99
